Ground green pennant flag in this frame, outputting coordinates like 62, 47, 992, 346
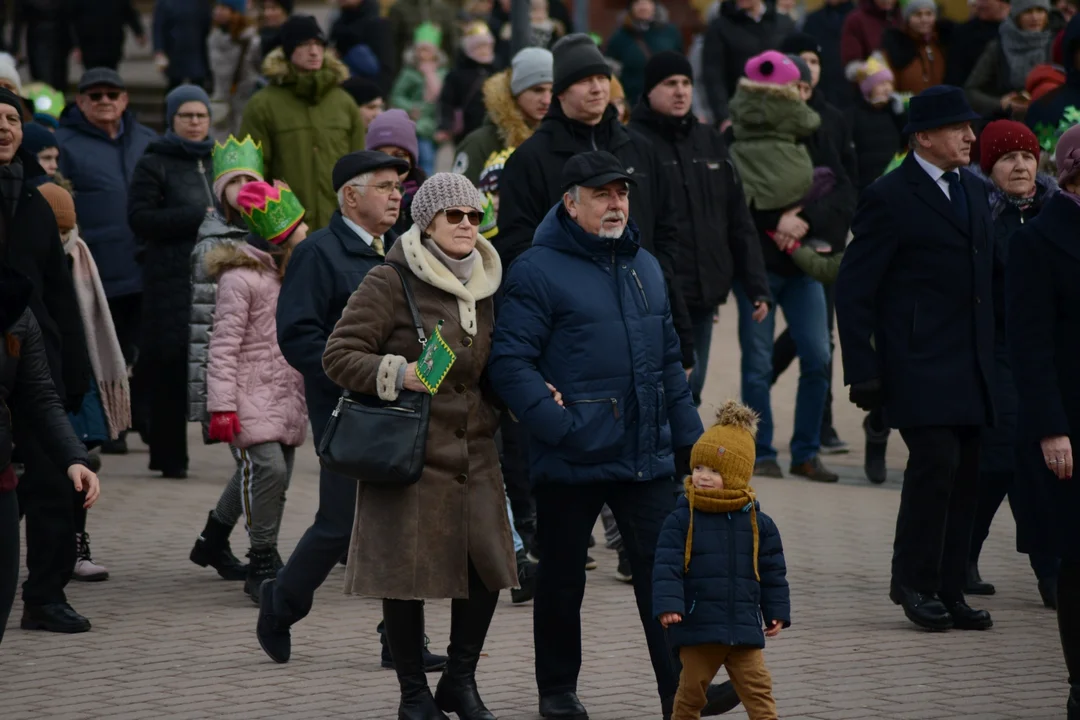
414, 321, 457, 395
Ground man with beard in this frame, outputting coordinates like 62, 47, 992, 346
489, 152, 740, 720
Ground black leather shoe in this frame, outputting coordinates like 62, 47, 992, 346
539, 692, 589, 719
965, 562, 995, 595
256, 580, 291, 663
889, 585, 953, 631
945, 601, 993, 630
20, 602, 91, 633
702, 681, 743, 715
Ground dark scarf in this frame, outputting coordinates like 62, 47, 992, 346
999, 18, 1051, 90
0, 156, 24, 221
161, 130, 215, 158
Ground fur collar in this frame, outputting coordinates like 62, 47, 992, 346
261, 46, 350, 85
483, 70, 537, 149
392, 224, 502, 336
205, 242, 276, 278
735, 77, 803, 101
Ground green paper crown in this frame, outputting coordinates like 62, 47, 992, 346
241, 183, 305, 243
213, 135, 264, 183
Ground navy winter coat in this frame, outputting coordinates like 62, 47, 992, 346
152, 0, 212, 83
277, 211, 394, 440
56, 107, 156, 298
487, 204, 703, 485
653, 496, 790, 649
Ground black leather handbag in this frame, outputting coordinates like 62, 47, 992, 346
317, 265, 430, 485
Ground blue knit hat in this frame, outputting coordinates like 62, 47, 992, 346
165, 84, 211, 128
22, 122, 57, 155
217, 0, 247, 12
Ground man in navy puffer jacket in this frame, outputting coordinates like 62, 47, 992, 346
654, 401, 790, 720
489, 152, 744, 720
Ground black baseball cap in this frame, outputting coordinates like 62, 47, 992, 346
332, 150, 410, 192
78, 67, 125, 93
560, 151, 636, 193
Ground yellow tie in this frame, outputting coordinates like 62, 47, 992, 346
372, 235, 385, 257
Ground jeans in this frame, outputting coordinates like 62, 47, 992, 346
417, 138, 436, 177
533, 478, 682, 701
688, 306, 717, 407
0, 490, 18, 646
506, 494, 524, 553
772, 284, 837, 436
272, 465, 356, 624
734, 274, 831, 464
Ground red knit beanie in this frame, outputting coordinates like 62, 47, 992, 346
979, 120, 1041, 175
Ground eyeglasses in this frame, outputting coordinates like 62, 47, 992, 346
87, 91, 122, 102
354, 181, 405, 195
440, 208, 483, 226
176, 112, 210, 122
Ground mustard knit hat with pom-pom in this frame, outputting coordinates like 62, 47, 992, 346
689, 400, 759, 490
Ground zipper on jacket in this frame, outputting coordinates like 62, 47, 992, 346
567, 397, 620, 420
629, 268, 649, 312
197, 158, 215, 207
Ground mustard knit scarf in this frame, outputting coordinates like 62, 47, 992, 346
683, 477, 760, 581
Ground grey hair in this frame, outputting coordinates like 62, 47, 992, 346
336, 171, 374, 207
566, 185, 581, 203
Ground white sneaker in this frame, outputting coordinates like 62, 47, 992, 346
73, 533, 109, 582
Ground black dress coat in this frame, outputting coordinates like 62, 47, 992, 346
127, 138, 215, 362
835, 153, 996, 430
628, 102, 770, 311
1006, 191, 1080, 560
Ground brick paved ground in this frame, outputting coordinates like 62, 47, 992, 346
1, 312, 1067, 720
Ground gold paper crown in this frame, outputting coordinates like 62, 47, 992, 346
213, 135, 264, 183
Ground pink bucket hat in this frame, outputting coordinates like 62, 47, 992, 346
743, 50, 801, 86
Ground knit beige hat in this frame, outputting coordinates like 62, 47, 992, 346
411, 172, 486, 232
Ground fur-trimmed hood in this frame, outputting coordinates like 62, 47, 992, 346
729, 77, 821, 140
482, 69, 537, 149
387, 224, 502, 337
260, 46, 351, 99
205, 242, 277, 279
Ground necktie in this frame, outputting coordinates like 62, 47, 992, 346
372, 235, 385, 257
944, 171, 969, 227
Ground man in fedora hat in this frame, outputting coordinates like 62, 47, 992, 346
835, 85, 997, 632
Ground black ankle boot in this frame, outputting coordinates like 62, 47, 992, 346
244, 547, 279, 605
434, 582, 499, 720
190, 511, 247, 581
863, 414, 889, 484
384, 599, 449, 720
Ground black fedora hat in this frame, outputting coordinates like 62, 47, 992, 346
902, 85, 981, 135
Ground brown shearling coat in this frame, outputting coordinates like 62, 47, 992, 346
323, 224, 517, 600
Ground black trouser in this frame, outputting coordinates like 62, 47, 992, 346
533, 478, 681, 701
272, 465, 356, 624
969, 470, 1059, 580
14, 431, 76, 606
0, 489, 19, 646
1060, 557, 1080, 719
141, 352, 188, 473
498, 413, 533, 525
25, 20, 71, 90
772, 283, 836, 434
893, 426, 980, 602
108, 292, 142, 366
80, 49, 122, 70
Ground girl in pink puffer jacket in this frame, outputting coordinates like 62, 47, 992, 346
205, 180, 309, 604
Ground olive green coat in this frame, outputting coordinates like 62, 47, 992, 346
729, 79, 821, 212
239, 48, 365, 231
323, 225, 517, 599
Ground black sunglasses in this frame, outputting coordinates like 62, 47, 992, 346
440, 208, 483, 226
87, 91, 122, 102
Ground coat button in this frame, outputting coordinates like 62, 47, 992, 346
455, 383, 467, 393
975, 296, 981, 304
462, 336, 473, 347
456, 473, 468, 484
455, 428, 465, 438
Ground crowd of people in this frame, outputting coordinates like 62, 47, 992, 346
0, 0, 1078, 719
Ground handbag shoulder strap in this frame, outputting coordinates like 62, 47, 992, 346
388, 262, 427, 346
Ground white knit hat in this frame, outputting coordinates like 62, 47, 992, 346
0, 53, 22, 95
411, 173, 486, 231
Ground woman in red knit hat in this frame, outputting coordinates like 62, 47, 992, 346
967, 118, 1060, 608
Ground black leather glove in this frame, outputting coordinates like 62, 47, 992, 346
849, 379, 883, 412
675, 445, 692, 480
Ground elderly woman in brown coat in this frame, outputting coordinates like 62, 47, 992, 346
323, 172, 516, 720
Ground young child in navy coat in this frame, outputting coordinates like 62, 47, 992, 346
653, 400, 791, 720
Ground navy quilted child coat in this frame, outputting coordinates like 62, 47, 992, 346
653, 495, 790, 649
